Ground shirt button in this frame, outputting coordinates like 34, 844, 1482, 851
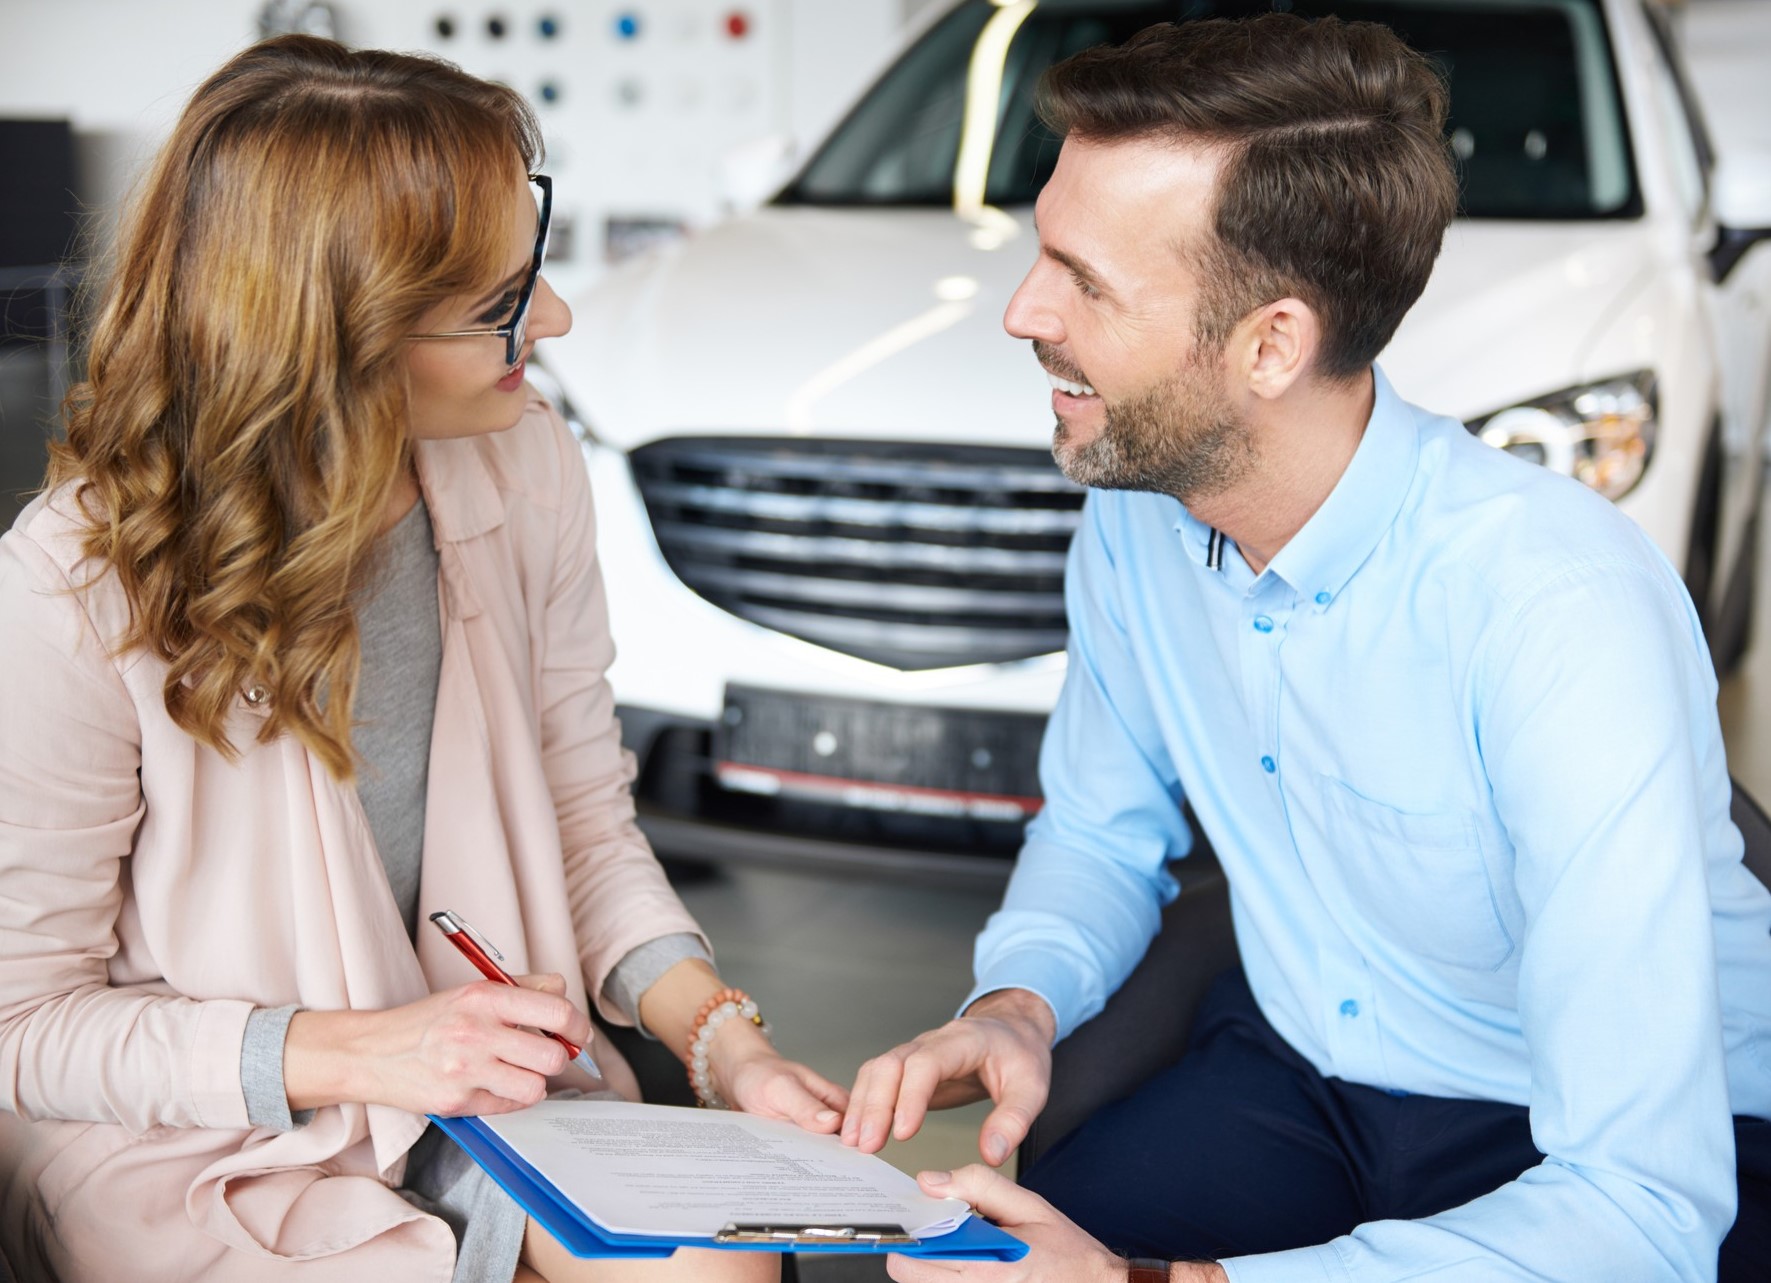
1260, 755, 1276, 774
1339, 999, 1360, 1018
1252, 615, 1274, 633
1315, 591, 1332, 605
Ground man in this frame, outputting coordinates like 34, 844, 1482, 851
841, 14, 1771, 1282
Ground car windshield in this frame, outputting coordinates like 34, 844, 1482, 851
779, 0, 1640, 220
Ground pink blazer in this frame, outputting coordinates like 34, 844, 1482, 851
0, 397, 709, 1281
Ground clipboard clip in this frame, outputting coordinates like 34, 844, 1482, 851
715, 1223, 918, 1246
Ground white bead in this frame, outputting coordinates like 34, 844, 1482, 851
691, 1037, 708, 1056
691, 1055, 707, 1072
719, 1001, 740, 1019
707, 1010, 727, 1027
739, 1000, 759, 1020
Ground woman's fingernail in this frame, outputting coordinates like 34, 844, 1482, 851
985, 1134, 1009, 1164
816, 1109, 839, 1124
922, 1170, 952, 1187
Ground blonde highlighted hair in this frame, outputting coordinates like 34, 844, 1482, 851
48, 35, 541, 779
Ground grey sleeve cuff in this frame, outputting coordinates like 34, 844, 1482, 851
601, 933, 713, 1037
241, 1005, 316, 1131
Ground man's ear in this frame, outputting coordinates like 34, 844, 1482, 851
1236, 296, 1319, 401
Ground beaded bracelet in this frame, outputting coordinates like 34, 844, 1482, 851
685, 987, 771, 1108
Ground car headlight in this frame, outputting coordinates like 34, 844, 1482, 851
1464, 371, 1656, 502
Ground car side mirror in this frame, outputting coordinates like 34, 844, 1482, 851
719, 134, 797, 216
1711, 147, 1771, 283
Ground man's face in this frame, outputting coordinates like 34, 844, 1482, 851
1004, 136, 1255, 499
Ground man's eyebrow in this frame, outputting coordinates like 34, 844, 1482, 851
1044, 244, 1111, 293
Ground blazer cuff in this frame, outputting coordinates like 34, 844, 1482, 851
191, 998, 257, 1130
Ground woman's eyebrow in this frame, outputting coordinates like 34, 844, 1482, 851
472, 267, 525, 309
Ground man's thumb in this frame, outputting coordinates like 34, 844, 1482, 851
917, 1163, 1046, 1222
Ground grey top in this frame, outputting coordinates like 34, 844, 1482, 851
239, 497, 709, 1130
355, 498, 443, 939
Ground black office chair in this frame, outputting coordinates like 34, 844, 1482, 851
1018, 778, 1771, 1172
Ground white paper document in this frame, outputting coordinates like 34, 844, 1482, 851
481, 1100, 972, 1240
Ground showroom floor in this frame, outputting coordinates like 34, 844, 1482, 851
4, 342, 1770, 1280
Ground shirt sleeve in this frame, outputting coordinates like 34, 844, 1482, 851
0, 525, 254, 1133
600, 932, 712, 1037
1223, 554, 1738, 1283
239, 1005, 316, 1131
965, 496, 1193, 1041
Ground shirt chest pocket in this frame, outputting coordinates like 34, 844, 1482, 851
1316, 776, 1515, 972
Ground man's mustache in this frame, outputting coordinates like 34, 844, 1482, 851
1032, 340, 1089, 386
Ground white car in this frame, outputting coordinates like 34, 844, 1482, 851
543, 0, 1771, 880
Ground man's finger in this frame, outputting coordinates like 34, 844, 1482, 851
978, 1100, 1039, 1166
892, 1049, 948, 1142
920, 1164, 1053, 1225
977, 1067, 1047, 1165
844, 1050, 908, 1151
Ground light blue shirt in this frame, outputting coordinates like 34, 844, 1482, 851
969, 369, 1771, 1281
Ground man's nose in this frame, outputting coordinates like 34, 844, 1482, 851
1003, 267, 1061, 344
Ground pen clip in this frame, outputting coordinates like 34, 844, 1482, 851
430, 909, 505, 964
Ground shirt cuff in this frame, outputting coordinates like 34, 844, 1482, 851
600, 933, 712, 1037
240, 1005, 316, 1132
963, 948, 1086, 1044
1220, 1243, 1353, 1283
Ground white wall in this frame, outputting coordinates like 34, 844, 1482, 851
0, 0, 908, 288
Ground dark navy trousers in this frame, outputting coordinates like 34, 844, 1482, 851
1022, 970, 1771, 1279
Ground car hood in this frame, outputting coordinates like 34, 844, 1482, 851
547, 206, 1659, 449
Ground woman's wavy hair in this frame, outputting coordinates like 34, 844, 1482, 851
48, 35, 541, 779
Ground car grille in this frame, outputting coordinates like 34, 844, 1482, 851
628, 438, 1086, 670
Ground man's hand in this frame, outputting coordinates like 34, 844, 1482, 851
883, 1166, 1226, 1282
842, 988, 1055, 1166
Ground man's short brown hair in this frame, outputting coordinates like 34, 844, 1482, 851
1038, 14, 1458, 380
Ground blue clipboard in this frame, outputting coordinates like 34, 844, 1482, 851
429, 1114, 1028, 1260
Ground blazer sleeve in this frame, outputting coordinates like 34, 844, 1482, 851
533, 410, 711, 1024
0, 523, 254, 1133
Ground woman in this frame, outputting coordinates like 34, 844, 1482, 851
0, 36, 846, 1283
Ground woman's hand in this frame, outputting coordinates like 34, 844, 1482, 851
710, 1017, 851, 1133
286, 973, 591, 1117
634, 956, 848, 1131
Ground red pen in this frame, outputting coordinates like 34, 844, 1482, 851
429, 909, 602, 1080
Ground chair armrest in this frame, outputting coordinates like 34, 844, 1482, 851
1018, 853, 1238, 1175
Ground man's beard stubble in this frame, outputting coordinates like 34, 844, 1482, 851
1039, 339, 1257, 503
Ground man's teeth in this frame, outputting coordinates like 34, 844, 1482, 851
1046, 372, 1097, 398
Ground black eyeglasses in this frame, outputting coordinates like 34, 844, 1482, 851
410, 173, 552, 368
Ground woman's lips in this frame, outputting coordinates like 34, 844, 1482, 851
497, 360, 526, 392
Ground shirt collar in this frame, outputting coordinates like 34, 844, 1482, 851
412, 433, 506, 545
1263, 365, 1419, 610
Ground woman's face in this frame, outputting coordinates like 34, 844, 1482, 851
405, 169, 572, 440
